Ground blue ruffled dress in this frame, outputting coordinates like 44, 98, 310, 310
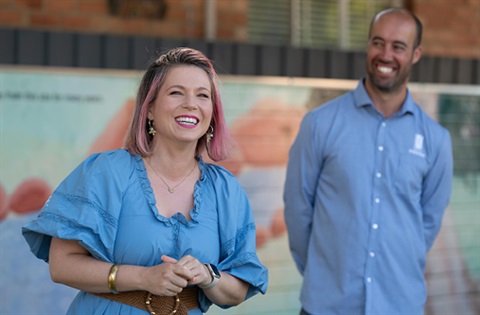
22, 149, 268, 314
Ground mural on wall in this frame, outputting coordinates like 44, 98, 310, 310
0, 69, 141, 314
0, 68, 478, 315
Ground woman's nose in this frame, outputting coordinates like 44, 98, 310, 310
183, 95, 198, 110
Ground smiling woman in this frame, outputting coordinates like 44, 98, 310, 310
146, 65, 213, 151
22, 47, 268, 315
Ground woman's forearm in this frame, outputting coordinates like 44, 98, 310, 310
49, 238, 193, 296
49, 238, 118, 293
202, 272, 249, 306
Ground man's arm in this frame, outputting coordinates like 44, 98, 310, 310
422, 131, 453, 251
284, 112, 322, 274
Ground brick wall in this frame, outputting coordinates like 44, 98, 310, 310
413, 0, 480, 58
0, 0, 248, 41
0, 0, 478, 58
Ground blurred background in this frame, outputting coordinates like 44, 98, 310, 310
1, 0, 479, 314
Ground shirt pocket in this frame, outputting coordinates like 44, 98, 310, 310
394, 153, 428, 203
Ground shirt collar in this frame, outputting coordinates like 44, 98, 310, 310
353, 79, 416, 116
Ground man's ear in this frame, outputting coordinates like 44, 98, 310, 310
413, 45, 422, 64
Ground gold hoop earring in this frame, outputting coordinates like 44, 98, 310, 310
148, 119, 156, 136
206, 125, 214, 144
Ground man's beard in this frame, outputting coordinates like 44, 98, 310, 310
367, 62, 412, 93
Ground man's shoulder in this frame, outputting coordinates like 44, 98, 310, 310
307, 90, 354, 118
411, 103, 450, 134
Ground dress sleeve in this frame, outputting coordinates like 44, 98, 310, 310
199, 164, 268, 310
22, 150, 133, 263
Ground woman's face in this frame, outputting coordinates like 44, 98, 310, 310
148, 65, 213, 146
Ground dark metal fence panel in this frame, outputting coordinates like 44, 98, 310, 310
415, 56, 437, 83
259, 44, 283, 76
234, 43, 258, 76
352, 52, 366, 81
210, 41, 235, 75
1, 27, 478, 85
18, 29, 46, 65
105, 35, 131, 70
132, 36, 157, 70
437, 57, 456, 84
475, 59, 480, 85
456, 58, 474, 85
306, 48, 328, 78
47, 31, 75, 67
0, 28, 15, 64
285, 47, 305, 78
328, 50, 351, 79
77, 33, 103, 68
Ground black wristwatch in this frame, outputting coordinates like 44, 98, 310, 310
199, 264, 221, 289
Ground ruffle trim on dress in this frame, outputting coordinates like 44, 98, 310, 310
134, 154, 205, 227
191, 157, 209, 223
220, 222, 256, 259
38, 211, 110, 260
133, 154, 161, 217
217, 251, 268, 294
51, 191, 117, 228
221, 251, 258, 269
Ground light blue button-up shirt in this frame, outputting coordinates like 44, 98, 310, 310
284, 81, 453, 315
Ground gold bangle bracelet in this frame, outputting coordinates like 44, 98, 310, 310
108, 264, 120, 294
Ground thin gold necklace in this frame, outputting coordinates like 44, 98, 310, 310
145, 158, 197, 193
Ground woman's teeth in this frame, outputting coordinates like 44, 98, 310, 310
176, 117, 198, 125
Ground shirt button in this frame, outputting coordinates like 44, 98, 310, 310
375, 197, 380, 203
376, 172, 382, 178
370, 251, 375, 257
367, 277, 372, 283
372, 223, 379, 229
378, 146, 384, 151
381, 122, 387, 127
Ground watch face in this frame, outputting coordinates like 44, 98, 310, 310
210, 264, 221, 278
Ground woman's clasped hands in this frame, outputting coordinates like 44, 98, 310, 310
143, 254, 212, 296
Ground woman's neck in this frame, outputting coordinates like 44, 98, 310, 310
148, 141, 198, 179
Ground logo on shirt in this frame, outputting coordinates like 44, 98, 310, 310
409, 134, 425, 158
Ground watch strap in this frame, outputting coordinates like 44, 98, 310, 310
199, 264, 220, 289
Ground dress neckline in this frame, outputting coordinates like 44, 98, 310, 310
133, 153, 207, 227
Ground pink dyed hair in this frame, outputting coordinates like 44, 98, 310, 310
124, 47, 232, 161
